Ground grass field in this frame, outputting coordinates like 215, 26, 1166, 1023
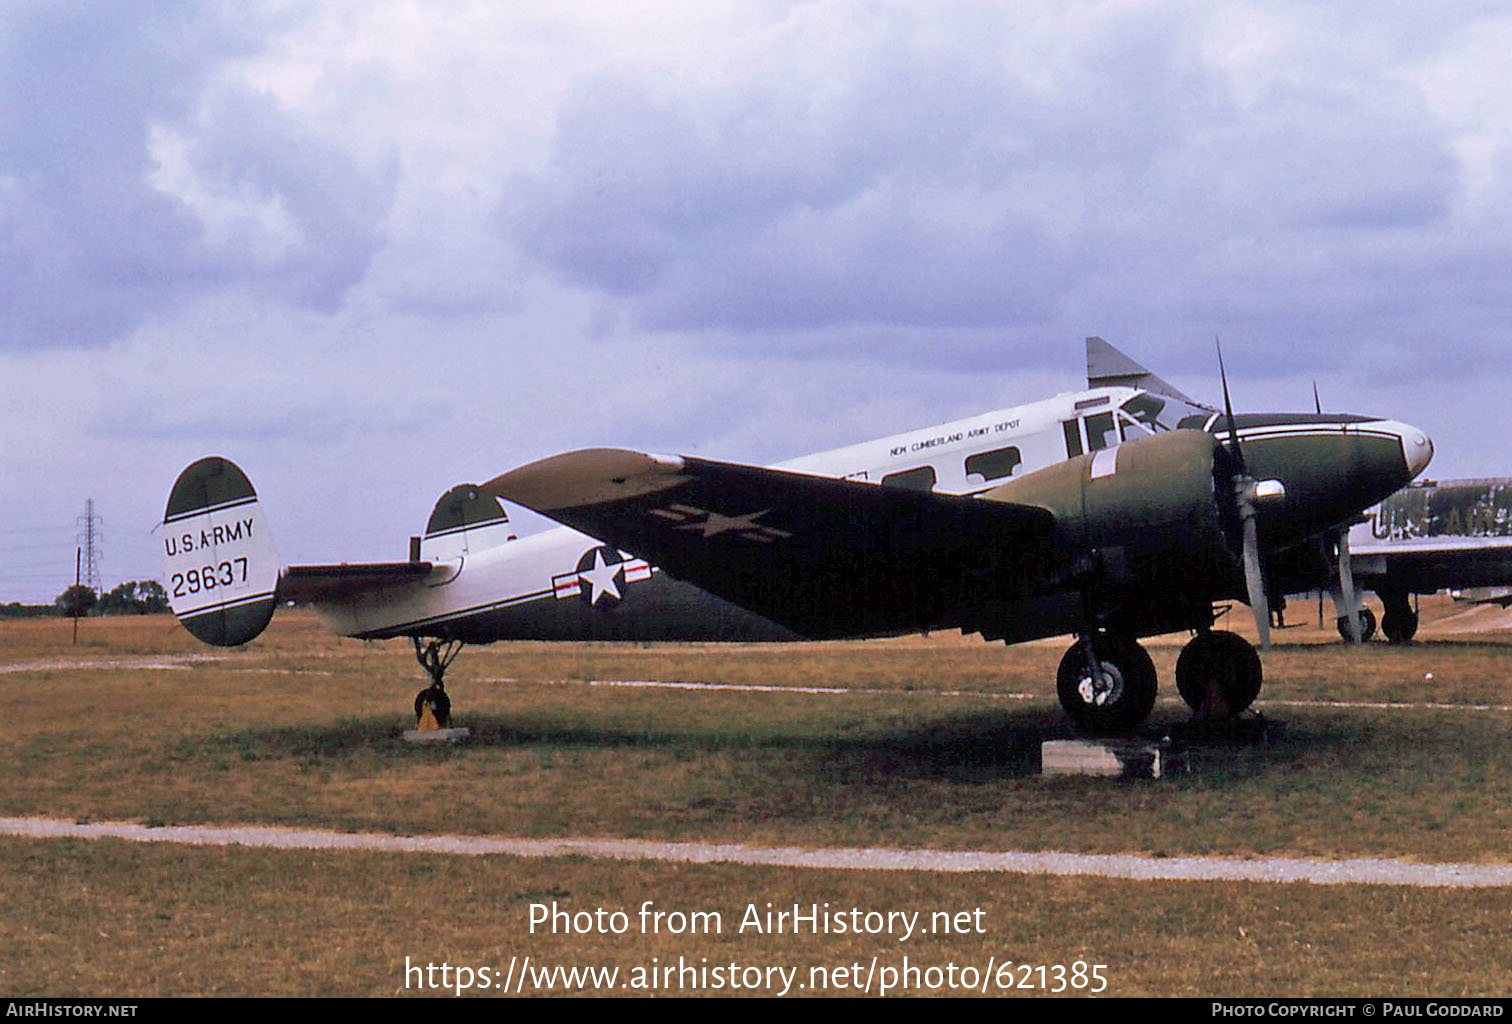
2, 606, 1510, 996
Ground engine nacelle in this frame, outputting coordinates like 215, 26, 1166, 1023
982, 429, 1238, 633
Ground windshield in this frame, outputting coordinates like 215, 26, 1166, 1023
1120, 392, 1215, 435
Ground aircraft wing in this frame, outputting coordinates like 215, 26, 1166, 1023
1346, 479, 1512, 595
484, 449, 1057, 639
277, 562, 435, 605
1348, 536, 1512, 594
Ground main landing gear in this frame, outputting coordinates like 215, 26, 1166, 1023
1174, 630, 1262, 721
1056, 633, 1157, 734
413, 637, 462, 728
1056, 628, 1264, 733
1333, 594, 1419, 644
1380, 590, 1419, 644
1335, 606, 1378, 644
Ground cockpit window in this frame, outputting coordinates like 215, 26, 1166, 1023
1085, 411, 1117, 451
1120, 392, 1218, 433
1118, 412, 1151, 441
1121, 393, 1166, 429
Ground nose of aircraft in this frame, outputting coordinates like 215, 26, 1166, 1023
1405, 426, 1433, 478
1377, 419, 1434, 480
1237, 414, 1434, 546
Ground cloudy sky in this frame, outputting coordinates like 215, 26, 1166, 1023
4, 1, 1510, 602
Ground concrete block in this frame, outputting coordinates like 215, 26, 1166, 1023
401, 727, 472, 743
1041, 739, 1161, 778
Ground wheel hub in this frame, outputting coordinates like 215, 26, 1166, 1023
1078, 664, 1124, 707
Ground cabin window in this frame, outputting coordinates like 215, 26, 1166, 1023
1063, 420, 1083, 458
1085, 412, 1117, 451
965, 446, 1022, 482
881, 466, 937, 492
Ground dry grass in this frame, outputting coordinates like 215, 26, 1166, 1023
2, 604, 1511, 996
2, 837, 1508, 998
3, 609, 1510, 860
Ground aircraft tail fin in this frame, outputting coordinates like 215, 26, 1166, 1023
418, 484, 514, 561
163, 457, 281, 646
1086, 336, 1205, 406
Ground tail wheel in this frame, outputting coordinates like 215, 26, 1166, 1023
1056, 634, 1157, 734
414, 685, 452, 728
1175, 630, 1262, 718
412, 637, 463, 728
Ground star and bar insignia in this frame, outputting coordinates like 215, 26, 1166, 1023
646, 504, 793, 542
551, 545, 652, 608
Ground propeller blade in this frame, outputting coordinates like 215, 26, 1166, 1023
1209, 338, 1270, 650
1241, 499, 1270, 649
1337, 529, 1361, 644
1218, 339, 1268, 647
1313, 379, 1322, 415
1216, 337, 1247, 476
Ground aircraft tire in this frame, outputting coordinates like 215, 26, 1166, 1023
1175, 630, 1263, 718
1056, 634, 1157, 734
1336, 607, 1377, 643
1380, 593, 1418, 644
414, 685, 452, 728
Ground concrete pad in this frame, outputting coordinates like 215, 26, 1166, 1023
401, 727, 471, 743
1042, 739, 1162, 778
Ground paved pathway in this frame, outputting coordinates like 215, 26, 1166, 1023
4, 816, 1510, 887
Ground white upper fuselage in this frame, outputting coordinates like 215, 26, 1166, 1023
310, 385, 1170, 638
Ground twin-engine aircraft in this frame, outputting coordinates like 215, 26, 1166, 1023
163, 340, 1432, 733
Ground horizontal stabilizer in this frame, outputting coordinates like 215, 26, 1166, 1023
279, 562, 435, 604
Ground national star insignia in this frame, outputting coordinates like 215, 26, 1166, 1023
648, 504, 792, 542
578, 548, 624, 604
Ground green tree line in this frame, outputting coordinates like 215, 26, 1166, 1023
49, 580, 170, 617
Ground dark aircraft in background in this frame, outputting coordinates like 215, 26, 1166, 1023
165, 342, 1431, 733
1335, 478, 1512, 642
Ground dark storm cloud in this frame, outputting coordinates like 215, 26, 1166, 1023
501, 7, 1230, 339
0, 3, 394, 351
504, 13, 1105, 336
500, 3, 1507, 379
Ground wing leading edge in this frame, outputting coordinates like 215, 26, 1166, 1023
484, 448, 1056, 640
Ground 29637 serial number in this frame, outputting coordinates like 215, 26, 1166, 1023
170, 558, 249, 598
